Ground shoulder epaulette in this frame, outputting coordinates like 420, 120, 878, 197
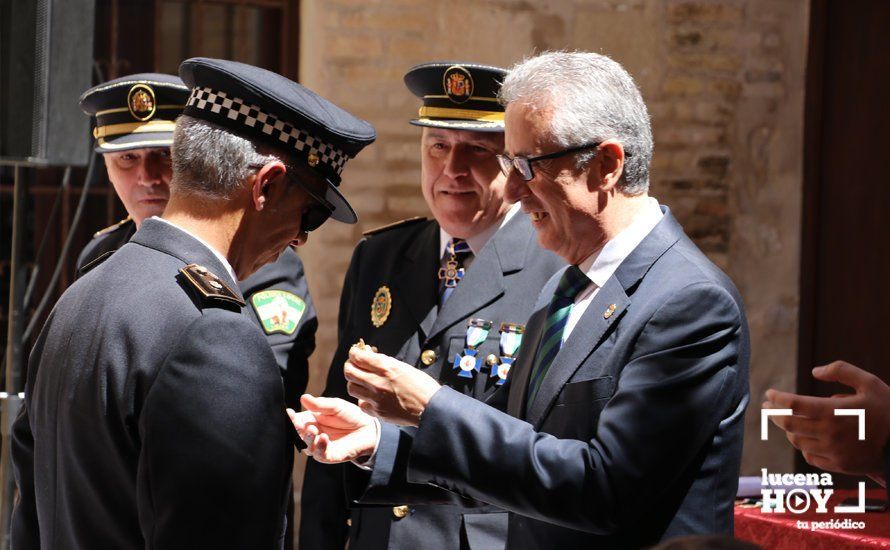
179, 263, 246, 307
77, 250, 116, 277
94, 216, 133, 238
362, 216, 427, 237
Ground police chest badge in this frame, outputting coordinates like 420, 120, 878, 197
371, 285, 392, 328
128, 84, 156, 121
251, 290, 306, 335
452, 318, 492, 378
443, 65, 473, 104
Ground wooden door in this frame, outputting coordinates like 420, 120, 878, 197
798, 0, 890, 473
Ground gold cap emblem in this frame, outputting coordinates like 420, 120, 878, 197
442, 65, 474, 104
371, 285, 392, 328
307, 152, 319, 167
420, 349, 437, 366
127, 84, 157, 121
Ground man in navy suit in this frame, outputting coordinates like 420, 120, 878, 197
291, 51, 750, 549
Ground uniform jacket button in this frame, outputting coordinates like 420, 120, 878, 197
420, 349, 437, 366
392, 505, 410, 519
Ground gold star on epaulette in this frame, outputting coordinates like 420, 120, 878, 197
179, 263, 245, 307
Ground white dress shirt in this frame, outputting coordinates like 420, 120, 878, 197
152, 216, 238, 283
562, 198, 663, 342
438, 203, 521, 263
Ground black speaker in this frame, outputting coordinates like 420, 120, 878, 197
0, 0, 95, 166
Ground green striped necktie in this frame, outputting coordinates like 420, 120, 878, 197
526, 265, 591, 406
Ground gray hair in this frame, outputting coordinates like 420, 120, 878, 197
171, 114, 284, 200
499, 51, 653, 195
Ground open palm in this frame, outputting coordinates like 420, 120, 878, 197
287, 394, 378, 464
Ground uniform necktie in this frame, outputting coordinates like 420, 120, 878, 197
526, 265, 591, 406
438, 238, 473, 306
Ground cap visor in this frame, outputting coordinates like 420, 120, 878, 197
95, 131, 174, 153
324, 180, 358, 224
409, 118, 504, 133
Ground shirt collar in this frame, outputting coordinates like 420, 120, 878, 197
152, 216, 238, 283
577, 197, 663, 288
439, 203, 520, 258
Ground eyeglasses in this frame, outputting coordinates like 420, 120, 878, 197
496, 142, 601, 181
249, 162, 334, 233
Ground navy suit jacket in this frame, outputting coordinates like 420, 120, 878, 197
362, 208, 750, 549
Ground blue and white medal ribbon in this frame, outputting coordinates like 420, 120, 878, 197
491, 322, 524, 385
453, 318, 492, 378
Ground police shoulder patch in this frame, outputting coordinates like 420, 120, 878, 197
251, 290, 306, 335
362, 216, 427, 237
179, 263, 245, 307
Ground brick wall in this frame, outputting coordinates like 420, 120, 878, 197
293, 0, 809, 514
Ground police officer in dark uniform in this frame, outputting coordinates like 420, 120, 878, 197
76, 74, 317, 547
300, 62, 564, 550
11, 58, 375, 549
77, 73, 318, 407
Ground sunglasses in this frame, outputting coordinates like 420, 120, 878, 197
249, 162, 334, 233
496, 142, 601, 181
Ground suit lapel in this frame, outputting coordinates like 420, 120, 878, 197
426, 213, 534, 341
391, 221, 440, 341
506, 304, 548, 418
521, 206, 686, 427
526, 278, 629, 426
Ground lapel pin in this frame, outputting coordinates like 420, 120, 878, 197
603, 304, 617, 319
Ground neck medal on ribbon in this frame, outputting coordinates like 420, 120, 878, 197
490, 322, 524, 385
452, 318, 492, 378
438, 240, 467, 288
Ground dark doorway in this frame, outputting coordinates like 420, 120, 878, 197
798, 0, 890, 472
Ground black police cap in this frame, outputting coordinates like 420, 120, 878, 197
179, 57, 376, 224
80, 73, 188, 153
404, 62, 507, 132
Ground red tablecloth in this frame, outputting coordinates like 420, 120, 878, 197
735, 489, 889, 549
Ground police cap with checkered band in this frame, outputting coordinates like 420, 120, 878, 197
79, 73, 189, 153
179, 57, 376, 224
404, 62, 507, 132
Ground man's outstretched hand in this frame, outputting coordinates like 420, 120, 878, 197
287, 394, 379, 464
765, 360, 890, 486
288, 345, 443, 464
344, 345, 442, 427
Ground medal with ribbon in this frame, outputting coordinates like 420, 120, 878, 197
490, 322, 524, 385
438, 239, 470, 288
452, 318, 492, 378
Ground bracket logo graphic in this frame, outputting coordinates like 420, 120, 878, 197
760, 407, 867, 515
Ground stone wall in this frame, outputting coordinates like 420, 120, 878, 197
294, 0, 809, 508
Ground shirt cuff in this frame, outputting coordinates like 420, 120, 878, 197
351, 417, 381, 471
